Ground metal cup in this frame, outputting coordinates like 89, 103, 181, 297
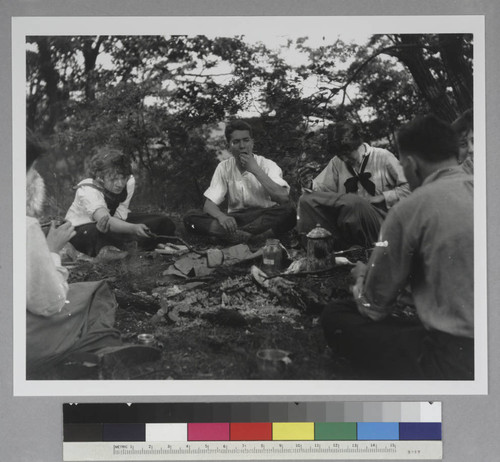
137, 333, 155, 345
256, 349, 290, 379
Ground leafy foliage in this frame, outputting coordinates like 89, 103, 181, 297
26, 33, 473, 215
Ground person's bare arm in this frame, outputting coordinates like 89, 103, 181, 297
93, 208, 150, 237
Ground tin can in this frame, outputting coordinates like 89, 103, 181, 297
137, 333, 155, 345
256, 349, 290, 379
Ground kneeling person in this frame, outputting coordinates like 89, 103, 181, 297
184, 120, 296, 243
65, 147, 175, 257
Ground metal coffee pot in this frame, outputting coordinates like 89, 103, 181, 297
306, 224, 335, 271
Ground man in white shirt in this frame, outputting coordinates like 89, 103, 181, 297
183, 120, 296, 243
297, 122, 410, 249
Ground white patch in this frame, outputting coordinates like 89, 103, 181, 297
26, 168, 46, 217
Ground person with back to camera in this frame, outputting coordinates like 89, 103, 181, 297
320, 114, 474, 380
297, 121, 410, 250
26, 134, 159, 378
65, 146, 175, 257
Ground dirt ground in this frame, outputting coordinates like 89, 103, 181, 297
60, 243, 360, 381
40, 212, 369, 382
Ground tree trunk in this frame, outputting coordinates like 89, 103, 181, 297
36, 38, 61, 135
437, 34, 473, 114
82, 36, 104, 101
386, 35, 459, 122
26, 81, 42, 131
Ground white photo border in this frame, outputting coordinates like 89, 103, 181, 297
13, 15, 487, 396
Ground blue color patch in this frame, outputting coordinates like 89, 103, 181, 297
357, 422, 399, 440
399, 423, 442, 440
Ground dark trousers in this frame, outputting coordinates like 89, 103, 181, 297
320, 300, 474, 380
70, 212, 176, 257
183, 204, 297, 237
298, 192, 385, 249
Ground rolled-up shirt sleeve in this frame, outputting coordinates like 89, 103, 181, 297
356, 209, 413, 318
312, 158, 339, 192
204, 164, 228, 205
76, 185, 109, 220
26, 218, 69, 317
263, 160, 290, 191
381, 155, 411, 208
114, 176, 135, 220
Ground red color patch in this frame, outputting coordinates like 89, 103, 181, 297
230, 422, 272, 441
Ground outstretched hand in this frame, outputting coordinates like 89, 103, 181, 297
46, 220, 76, 254
134, 223, 151, 238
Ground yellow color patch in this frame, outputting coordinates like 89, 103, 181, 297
272, 422, 315, 440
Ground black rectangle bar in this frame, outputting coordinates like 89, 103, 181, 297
103, 423, 145, 442
65, 403, 277, 424
64, 423, 103, 442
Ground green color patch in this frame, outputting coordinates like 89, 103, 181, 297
315, 422, 357, 440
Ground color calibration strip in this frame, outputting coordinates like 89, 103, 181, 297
63, 402, 442, 460
64, 401, 441, 424
65, 421, 441, 442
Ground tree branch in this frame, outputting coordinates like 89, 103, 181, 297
318, 43, 437, 104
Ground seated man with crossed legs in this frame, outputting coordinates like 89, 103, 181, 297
297, 122, 410, 249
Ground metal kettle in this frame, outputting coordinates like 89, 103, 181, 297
306, 224, 335, 271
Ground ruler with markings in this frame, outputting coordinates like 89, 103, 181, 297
64, 440, 442, 460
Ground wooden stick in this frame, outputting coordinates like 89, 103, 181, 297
263, 265, 340, 280
148, 233, 207, 256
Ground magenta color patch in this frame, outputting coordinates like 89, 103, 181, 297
188, 423, 230, 441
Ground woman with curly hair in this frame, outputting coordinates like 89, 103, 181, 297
65, 146, 175, 257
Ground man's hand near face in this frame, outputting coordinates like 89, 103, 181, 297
234, 150, 289, 205
239, 152, 259, 173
